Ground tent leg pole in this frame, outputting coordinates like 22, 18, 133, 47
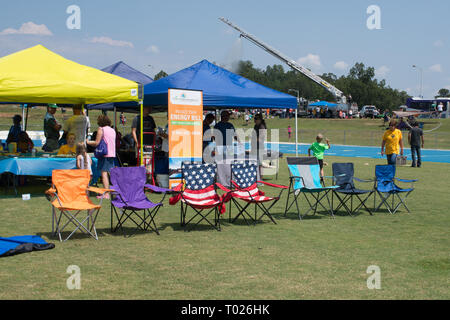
295, 108, 298, 156
140, 101, 144, 166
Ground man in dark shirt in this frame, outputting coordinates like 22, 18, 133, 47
132, 106, 156, 147
408, 122, 424, 167
6, 114, 22, 145
43, 104, 62, 152
214, 110, 236, 147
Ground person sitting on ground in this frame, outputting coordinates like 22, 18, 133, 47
308, 133, 331, 185
57, 133, 76, 156
17, 131, 34, 153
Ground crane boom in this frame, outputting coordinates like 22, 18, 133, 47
219, 17, 346, 103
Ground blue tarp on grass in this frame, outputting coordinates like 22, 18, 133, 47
0, 235, 54, 257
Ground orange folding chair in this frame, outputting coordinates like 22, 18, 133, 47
45, 169, 112, 241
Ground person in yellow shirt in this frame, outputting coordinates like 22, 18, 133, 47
57, 133, 76, 156
381, 119, 404, 165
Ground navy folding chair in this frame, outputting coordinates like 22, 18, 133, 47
373, 165, 417, 214
332, 163, 374, 216
284, 157, 339, 219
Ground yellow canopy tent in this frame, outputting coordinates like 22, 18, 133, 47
0, 44, 141, 104
0, 44, 145, 164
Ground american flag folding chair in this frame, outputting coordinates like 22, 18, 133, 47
169, 162, 225, 231
218, 161, 287, 225
284, 157, 339, 219
373, 165, 417, 214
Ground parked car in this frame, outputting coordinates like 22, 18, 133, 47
360, 105, 379, 118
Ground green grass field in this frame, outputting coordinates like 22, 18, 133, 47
1, 155, 449, 299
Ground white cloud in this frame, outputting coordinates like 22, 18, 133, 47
146, 45, 160, 54
433, 40, 444, 47
375, 65, 390, 78
89, 36, 134, 48
333, 61, 348, 70
429, 64, 442, 72
0, 22, 53, 36
297, 53, 321, 71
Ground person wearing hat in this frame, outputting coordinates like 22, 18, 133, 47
42, 103, 62, 152
6, 115, 22, 147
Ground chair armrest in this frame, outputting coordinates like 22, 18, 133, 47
45, 188, 57, 196
257, 181, 288, 189
216, 183, 231, 193
144, 184, 173, 193
395, 178, 418, 183
354, 177, 374, 183
87, 187, 115, 194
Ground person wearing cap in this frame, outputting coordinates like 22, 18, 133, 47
42, 104, 62, 152
6, 114, 22, 146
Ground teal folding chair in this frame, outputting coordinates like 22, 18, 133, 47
284, 157, 339, 219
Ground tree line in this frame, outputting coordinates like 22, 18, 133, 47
153, 61, 449, 111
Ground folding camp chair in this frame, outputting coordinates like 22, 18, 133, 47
46, 169, 111, 242
110, 166, 171, 236
373, 165, 417, 214
331, 163, 374, 216
170, 162, 225, 231
284, 157, 339, 219
218, 161, 287, 225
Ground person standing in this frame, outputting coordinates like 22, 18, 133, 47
381, 119, 404, 165
251, 113, 267, 174
86, 115, 116, 198
132, 106, 156, 149
202, 113, 215, 153
287, 125, 292, 141
63, 104, 88, 145
214, 110, 237, 147
308, 134, 330, 184
437, 103, 444, 118
408, 122, 424, 168
43, 104, 62, 152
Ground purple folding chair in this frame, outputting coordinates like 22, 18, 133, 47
110, 166, 171, 236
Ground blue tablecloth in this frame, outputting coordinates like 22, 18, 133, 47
0, 157, 100, 183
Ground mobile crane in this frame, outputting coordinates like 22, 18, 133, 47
219, 17, 348, 105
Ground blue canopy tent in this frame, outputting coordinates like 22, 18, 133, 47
86, 61, 153, 113
142, 59, 297, 109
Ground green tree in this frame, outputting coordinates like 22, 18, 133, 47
436, 88, 450, 98
154, 70, 168, 81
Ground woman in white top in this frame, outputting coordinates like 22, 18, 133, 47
76, 142, 92, 175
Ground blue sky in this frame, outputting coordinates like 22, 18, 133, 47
0, 0, 449, 100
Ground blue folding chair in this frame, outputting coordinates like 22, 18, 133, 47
373, 165, 417, 214
284, 157, 339, 219
332, 163, 374, 216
